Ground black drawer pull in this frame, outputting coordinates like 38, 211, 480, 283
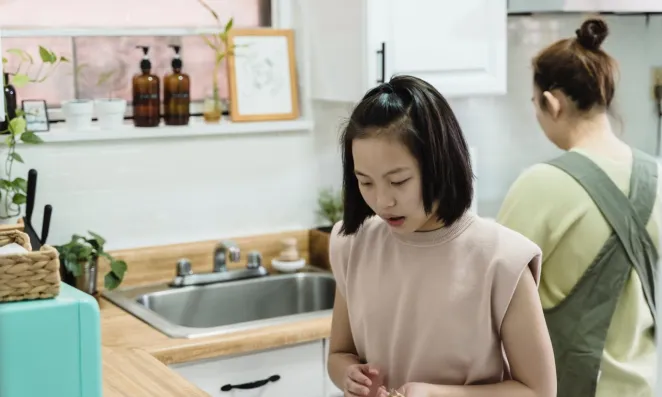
221, 374, 281, 391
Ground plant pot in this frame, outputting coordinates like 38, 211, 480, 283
309, 227, 332, 270
62, 99, 94, 131
95, 98, 126, 129
65, 257, 98, 296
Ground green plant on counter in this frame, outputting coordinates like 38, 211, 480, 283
0, 46, 69, 220
197, 0, 237, 115
317, 187, 344, 227
56, 231, 128, 291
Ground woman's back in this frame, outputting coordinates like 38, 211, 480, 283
497, 147, 659, 397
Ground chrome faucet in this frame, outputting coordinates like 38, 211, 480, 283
214, 240, 241, 272
170, 244, 268, 288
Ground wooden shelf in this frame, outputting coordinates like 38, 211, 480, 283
33, 118, 314, 143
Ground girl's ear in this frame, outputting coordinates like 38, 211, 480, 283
542, 91, 561, 119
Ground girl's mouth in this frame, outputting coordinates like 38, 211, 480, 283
385, 216, 405, 227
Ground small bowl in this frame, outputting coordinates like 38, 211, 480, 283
271, 258, 306, 273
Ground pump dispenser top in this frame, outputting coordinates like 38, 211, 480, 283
136, 46, 152, 72
169, 45, 183, 71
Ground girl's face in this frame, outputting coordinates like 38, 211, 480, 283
352, 136, 443, 233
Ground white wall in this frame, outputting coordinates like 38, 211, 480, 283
14, 14, 662, 250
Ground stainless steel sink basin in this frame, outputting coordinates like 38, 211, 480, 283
102, 272, 336, 339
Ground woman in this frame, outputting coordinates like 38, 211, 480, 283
497, 18, 659, 397
327, 74, 556, 397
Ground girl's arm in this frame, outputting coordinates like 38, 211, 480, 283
414, 268, 557, 397
327, 288, 363, 389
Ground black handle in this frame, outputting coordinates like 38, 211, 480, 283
220, 374, 280, 392
41, 204, 52, 244
376, 42, 386, 83
25, 169, 37, 224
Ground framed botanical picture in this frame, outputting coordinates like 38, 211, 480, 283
227, 29, 300, 122
21, 100, 50, 132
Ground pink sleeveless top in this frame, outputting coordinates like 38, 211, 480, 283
329, 212, 542, 389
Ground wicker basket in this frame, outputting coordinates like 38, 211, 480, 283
0, 229, 61, 302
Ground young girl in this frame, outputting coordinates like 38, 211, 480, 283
498, 18, 659, 397
327, 75, 557, 397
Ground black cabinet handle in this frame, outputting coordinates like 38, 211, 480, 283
376, 42, 386, 83
220, 374, 280, 392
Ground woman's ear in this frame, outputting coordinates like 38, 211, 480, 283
542, 91, 561, 119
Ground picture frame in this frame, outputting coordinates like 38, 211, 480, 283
227, 29, 300, 122
21, 100, 50, 132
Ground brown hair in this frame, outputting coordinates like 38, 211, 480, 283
532, 18, 617, 112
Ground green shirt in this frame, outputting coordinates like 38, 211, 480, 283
497, 148, 658, 397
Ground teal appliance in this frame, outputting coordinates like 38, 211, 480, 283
0, 282, 102, 397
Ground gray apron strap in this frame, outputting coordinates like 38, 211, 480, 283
547, 150, 658, 323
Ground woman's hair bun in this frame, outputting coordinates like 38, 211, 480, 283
575, 18, 609, 50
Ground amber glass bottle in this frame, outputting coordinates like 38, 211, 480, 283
0, 73, 17, 134
132, 46, 160, 127
163, 45, 190, 126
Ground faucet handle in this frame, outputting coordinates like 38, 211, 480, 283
246, 250, 262, 269
176, 258, 193, 277
222, 240, 241, 262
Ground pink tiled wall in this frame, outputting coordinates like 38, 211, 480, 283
2, 0, 262, 106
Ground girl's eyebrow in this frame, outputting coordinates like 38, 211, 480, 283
354, 167, 409, 177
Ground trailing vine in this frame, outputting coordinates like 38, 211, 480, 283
1, 46, 68, 219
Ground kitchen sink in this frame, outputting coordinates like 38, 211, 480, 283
102, 272, 336, 339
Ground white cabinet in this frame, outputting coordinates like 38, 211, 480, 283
305, 0, 507, 102
169, 341, 325, 397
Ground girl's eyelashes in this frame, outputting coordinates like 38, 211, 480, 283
359, 181, 372, 186
391, 178, 410, 186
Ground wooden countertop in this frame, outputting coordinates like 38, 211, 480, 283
101, 298, 332, 396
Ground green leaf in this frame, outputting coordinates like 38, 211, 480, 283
11, 74, 30, 88
87, 231, 106, 247
20, 131, 43, 144
14, 109, 25, 118
8, 117, 26, 136
2, 57, 7, 64
6, 48, 29, 62
11, 177, 26, 192
38, 46, 57, 63
59, 55, 69, 63
96, 70, 115, 86
12, 193, 26, 205
104, 272, 121, 290
0, 180, 13, 190
10, 152, 24, 164
224, 18, 233, 33
110, 259, 128, 279
201, 35, 217, 51
216, 53, 226, 64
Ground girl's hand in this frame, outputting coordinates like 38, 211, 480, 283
380, 382, 429, 397
343, 363, 383, 396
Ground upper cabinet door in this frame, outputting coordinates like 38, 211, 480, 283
306, 0, 507, 103
378, 0, 507, 98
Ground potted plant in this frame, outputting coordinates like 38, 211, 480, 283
198, 0, 237, 123
309, 187, 343, 270
60, 63, 96, 131
93, 69, 127, 129
0, 46, 68, 223
56, 231, 128, 296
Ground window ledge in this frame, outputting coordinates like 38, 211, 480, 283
33, 117, 314, 143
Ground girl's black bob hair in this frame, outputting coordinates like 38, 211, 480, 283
339, 75, 474, 235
